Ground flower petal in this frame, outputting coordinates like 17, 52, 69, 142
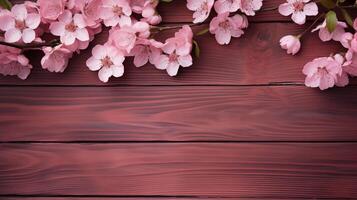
25, 13, 41, 29
98, 67, 112, 82
86, 57, 102, 71
22, 28, 36, 43
5, 28, 21, 43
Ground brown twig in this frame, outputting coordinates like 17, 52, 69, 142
0, 39, 61, 50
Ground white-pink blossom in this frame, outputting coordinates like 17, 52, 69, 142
130, 38, 164, 67
187, 0, 214, 23
209, 12, 247, 45
108, 21, 150, 54
238, 0, 263, 16
155, 25, 193, 76
312, 20, 347, 42
303, 56, 342, 90
100, 0, 132, 27
41, 45, 73, 73
86, 44, 125, 82
280, 35, 301, 55
279, 0, 318, 25
50, 10, 90, 45
0, 4, 41, 43
0, 45, 32, 80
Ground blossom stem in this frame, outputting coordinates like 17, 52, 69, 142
260, 6, 278, 12
152, 23, 201, 31
297, 14, 325, 38
0, 39, 61, 50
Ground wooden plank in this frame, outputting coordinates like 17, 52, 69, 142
1, 143, 357, 198
0, 198, 301, 200
1, 86, 357, 142
0, 23, 345, 86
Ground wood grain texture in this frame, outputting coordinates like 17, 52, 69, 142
1, 143, 357, 198
0, 23, 346, 86
1, 86, 357, 142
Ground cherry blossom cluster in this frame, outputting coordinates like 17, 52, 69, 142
0, 0, 263, 82
278, 0, 357, 90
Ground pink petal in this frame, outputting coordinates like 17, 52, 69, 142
278, 3, 293, 16
58, 10, 72, 24
155, 55, 169, 70
49, 22, 66, 36
134, 52, 149, 67
111, 65, 124, 77
291, 11, 306, 25
25, 13, 41, 29
61, 32, 76, 45
166, 61, 180, 76
92, 45, 107, 59
5, 28, 21, 43
98, 67, 112, 82
12, 4, 27, 21
177, 55, 192, 67
319, 28, 333, 42
305, 73, 320, 88
303, 2, 318, 16
17, 66, 31, 80
75, 28, 89, 41
0, 15, 15, 31
22, 28, 35, 43
215, 29, 231, 45
319, 74, 335, 90
86, 57, 102, 71
73, 14, 87, 28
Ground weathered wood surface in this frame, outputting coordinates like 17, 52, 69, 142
1, 143, 357, 198
1, 86, 357, 142
2, 0, 357, 199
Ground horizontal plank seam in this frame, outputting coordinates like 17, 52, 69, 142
0, 83, 310, 87
2, 141, 357, 144
0, 194, 354, 199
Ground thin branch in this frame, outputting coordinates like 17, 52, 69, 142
0, 39, 61, 50
298, 14, 325, 38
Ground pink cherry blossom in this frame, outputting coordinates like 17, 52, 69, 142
0, 4, 41, 43
209, 13, 247, 45
108, 21, 150, 54
343, 50, 357, 77
238, 0, 263, 16
69, 0, 103, 27
187, 0, 214, 23
86, 44, 125, 82
0, 45, 32, 80
38, 0, 65, 21
333, 54, 350, 87
155, 25, 193, 76
214, 0, 239, 14
280, 35, 301, 55
303, 56, 342, 90
130, 38, 164, 67
279, 0, 318, 25
312, 20, 347, 42
99, 0, 132, 27
351, 33, 357, 53
354, 18, 357, 30
50, 10, 90, 45
131, 0, 161, 25
41, 45, 73, 73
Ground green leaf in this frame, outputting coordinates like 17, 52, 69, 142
319, 0, 336, 9
326, 11, 337, 33
340, 8, 354, 27
0, 0, 12, 10
196, 28, 209, 36
193, 40, 200, 58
